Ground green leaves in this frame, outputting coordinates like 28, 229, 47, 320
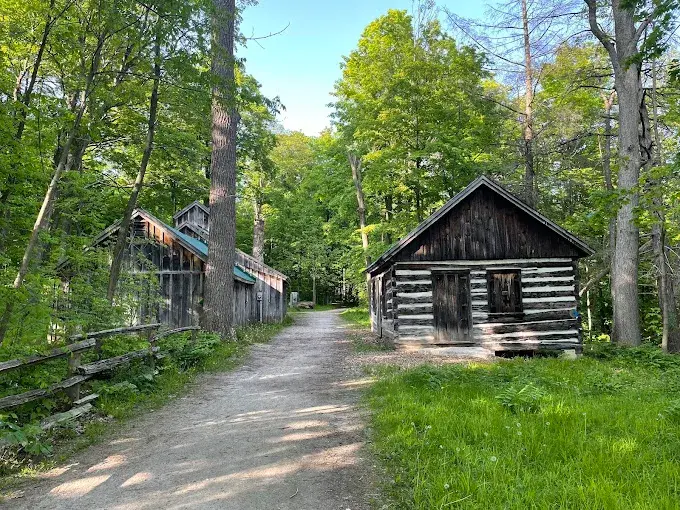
495, 383, 547, 414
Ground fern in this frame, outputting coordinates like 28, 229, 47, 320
496, 383, 546, 413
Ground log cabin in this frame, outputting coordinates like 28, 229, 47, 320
84, 203, 288, 327
367, 176, 593, 354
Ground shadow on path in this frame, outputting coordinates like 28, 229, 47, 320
9, 311, 372, 510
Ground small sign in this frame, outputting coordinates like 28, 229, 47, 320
256, 292, 263, 302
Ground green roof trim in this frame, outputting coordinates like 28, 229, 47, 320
233, 265, 257, 284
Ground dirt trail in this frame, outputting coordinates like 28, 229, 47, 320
9, 311, 373, 509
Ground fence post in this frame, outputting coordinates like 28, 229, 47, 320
65, 352, 82, 402
147, 328, 156, 371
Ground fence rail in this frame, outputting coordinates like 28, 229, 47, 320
0, 324, 200, 424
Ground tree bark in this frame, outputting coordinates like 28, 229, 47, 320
601, 90, 617, 258
0, 32, 105, 345
312, 273, 317, 305
204, 0, 238, 339
348, 153, 370, 269
252, 198, 265, 263
521, 0, 535, 206
107, 26, 162, 302
586, 0, 642, 346
649, 61, 680, 353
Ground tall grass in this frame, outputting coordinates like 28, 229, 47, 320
368, 348, 680, 509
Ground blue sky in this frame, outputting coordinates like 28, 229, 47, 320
239, 1, 488, 136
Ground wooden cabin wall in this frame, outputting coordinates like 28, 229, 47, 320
235, 250, 287, 324
389, 258, 580, 352
394, 186, 582, 264
120, 218, 288, 328
369, 269, 396, 338
127, 224, 205, 327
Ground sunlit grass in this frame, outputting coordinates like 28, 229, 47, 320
367, 351, 680, 509
340, 307, 370, 328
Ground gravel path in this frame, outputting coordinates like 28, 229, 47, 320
10, 311, 373, 509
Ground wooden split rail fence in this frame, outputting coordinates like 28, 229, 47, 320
0, 324, 200, 429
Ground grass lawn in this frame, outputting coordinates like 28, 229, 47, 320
367, 346, 680, 509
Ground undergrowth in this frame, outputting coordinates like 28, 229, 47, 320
368, 344, 680, 509
0, 316, 292, 487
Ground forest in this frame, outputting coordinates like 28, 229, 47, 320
1, 0, 680, 352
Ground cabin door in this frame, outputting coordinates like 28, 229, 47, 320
432, 270, 472, 344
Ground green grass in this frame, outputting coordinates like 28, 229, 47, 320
0, 317, 292, 493
367, 346, 680, 509
339, 306, 370, 328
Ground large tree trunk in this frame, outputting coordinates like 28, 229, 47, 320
107, 27, 162, 302
252, 198, 265, 263
610, 54, 642, 346
0, 33, 105, 345
587, 0, 642, 346
521, 0, 535, 206
204, 0, 238, 338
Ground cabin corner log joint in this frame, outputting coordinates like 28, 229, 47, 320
64, 202, 288, 328
367, 176, 593, 354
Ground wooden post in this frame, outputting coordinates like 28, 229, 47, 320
147, 328, 156, 371
191, 328, 198, 345
65, 352, 82, 402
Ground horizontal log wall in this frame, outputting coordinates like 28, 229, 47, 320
392, 258, 579, 351
369, 270, 396, 336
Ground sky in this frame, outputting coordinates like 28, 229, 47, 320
239, 1, 488, 136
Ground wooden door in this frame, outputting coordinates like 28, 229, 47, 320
432, 270, 472, 344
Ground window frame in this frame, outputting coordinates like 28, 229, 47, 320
486, 268, 524, 317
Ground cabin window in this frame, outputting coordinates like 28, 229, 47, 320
487, 269, 523, 315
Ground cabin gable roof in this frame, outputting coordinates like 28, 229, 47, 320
367, 176, 593, 275
172, 200, 209, 222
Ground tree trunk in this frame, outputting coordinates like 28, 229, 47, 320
384, 193, 393, 244
107, 26, 162, 302
601, 91, 616, 258
521, 0, 535, 206
0, 0, 59, 250
252, 198, 265, 263
610, 62, 641, 346
587, 0, 642, 346
649, 61, 680, 353
0, 33, 105, 345
312, 273, 317, 305
348, 153, 370, 269
204, 0, 238, 339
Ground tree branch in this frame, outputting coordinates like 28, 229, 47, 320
585, 0, 617, 65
